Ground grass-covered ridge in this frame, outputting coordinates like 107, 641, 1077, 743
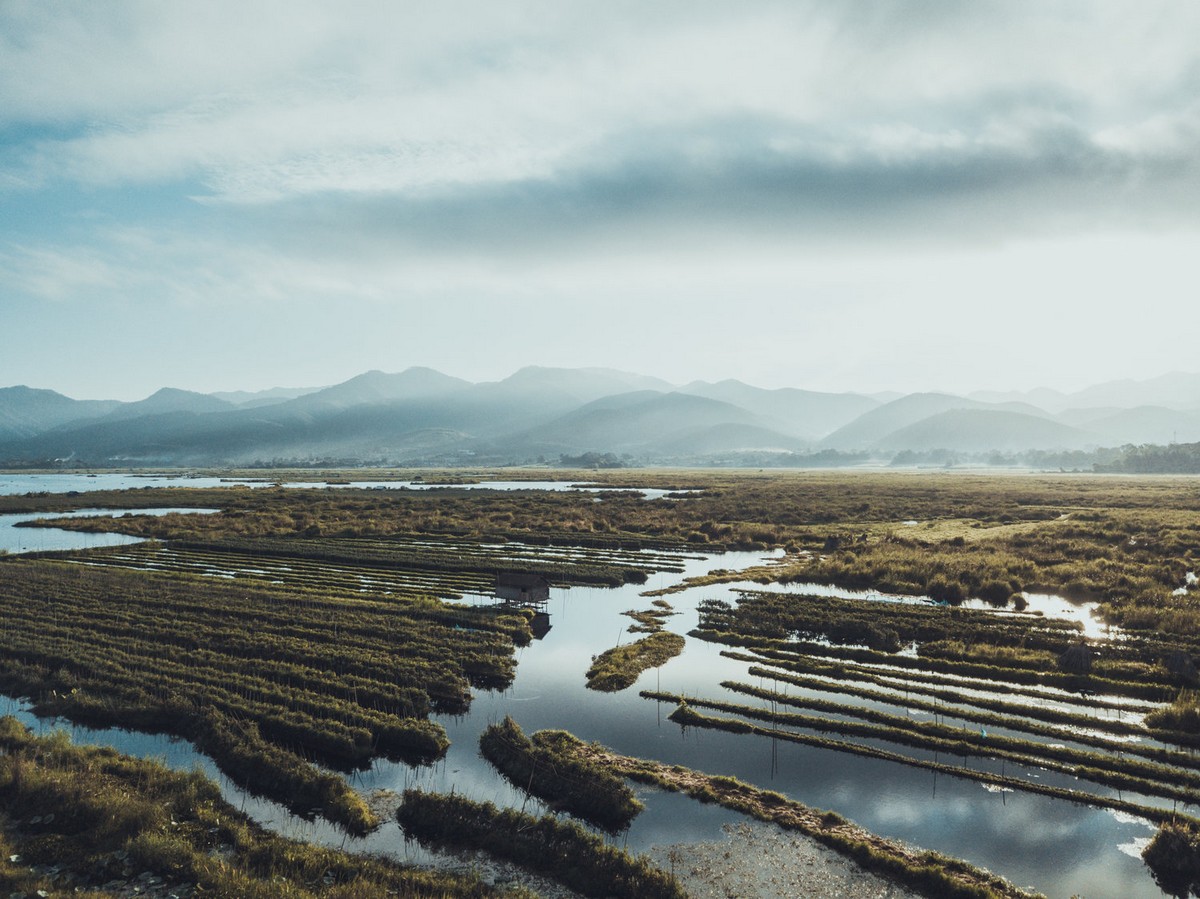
586, 632, 685, 692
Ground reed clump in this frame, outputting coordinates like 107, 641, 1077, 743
479, 717, 642, 832
586, 632, 685, 692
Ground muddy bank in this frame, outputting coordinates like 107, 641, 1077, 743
650, 820, 920, 899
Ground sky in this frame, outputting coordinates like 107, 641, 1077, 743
2, 1, 1199, 401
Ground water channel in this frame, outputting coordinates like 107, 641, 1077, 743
0, 475, 1172, 898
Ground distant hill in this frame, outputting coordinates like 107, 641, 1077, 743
1074, 406, 1200, 446
6, 366, 1200, 467
677, 380, 877, 440
512, 391, 761, 455
100, 388, 235, 422
971, 372, 1200, 414
0, 386, 120, 442
876, 409, 1091, 453
211, 385, 323, 406
822, 393, 982, 449
653, 422, 808, 456
290, 368, 471, 410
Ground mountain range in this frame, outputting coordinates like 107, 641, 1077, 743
3, 367, 1200, 467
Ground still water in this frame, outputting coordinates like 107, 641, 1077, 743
0, 475, 1167, 898
0, 472, 682, 500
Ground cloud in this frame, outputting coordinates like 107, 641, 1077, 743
4, 2, 1200, 398
3, 1, 1197, 257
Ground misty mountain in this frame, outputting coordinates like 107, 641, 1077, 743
100, 388, 236, 422
821, 393, 983, 449
1067, 372, 1200, 412
971, 372, 1200, 414
653, 422, 808, 456
874, 409, 1091, 453
472, 366, 675, 408
510, 391, 763, 454
0, 386, 120, 442
677, 379, 877, 440
1073, 406, 1200, 446
822, 393, 1051, 450
211, 385, 324, 406
5, 366, 1200, 467
289, 368, 471, 410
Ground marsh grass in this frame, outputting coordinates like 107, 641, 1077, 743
586, 632, 685, 692
0, 559, 529, 831
396, 789, 684, 899
0, 717, 527, 898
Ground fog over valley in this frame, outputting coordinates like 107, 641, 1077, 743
6, 366, 1200, 469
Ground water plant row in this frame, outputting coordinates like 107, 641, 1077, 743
64, 542, 495, 601
695, 627, 1175, 703
714, 680, 1200, 798
739, 665, 1159, 749
0, 558, 530, 832
660, 699, 1198, 827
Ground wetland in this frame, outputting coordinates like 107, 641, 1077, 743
2, 469, 1200, 897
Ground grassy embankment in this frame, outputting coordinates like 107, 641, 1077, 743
0, 717, 530, 898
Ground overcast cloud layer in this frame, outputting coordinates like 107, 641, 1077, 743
3, 2, 1199, 399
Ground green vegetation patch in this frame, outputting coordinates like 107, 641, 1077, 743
1143, 819, 1200, 899
586, 631, 685, 692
